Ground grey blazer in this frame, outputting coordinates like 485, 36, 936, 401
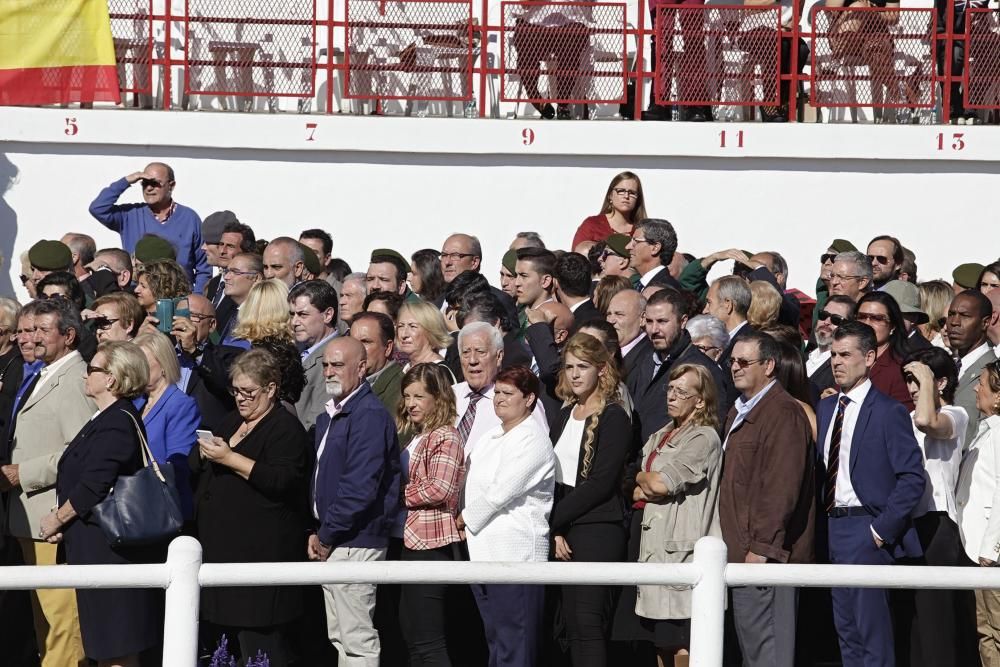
295, 335, 338, 433
955, 345, 997, 450
8, 352, 95, 539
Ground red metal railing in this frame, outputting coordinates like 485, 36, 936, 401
97, 0, 999, 121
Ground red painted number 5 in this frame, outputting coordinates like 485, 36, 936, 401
522, 128, 535, 146
936, 132, 965, 151
64, 118, 78, 136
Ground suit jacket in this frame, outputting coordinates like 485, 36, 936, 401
205, 273, 223, 301
809, 358, 836, 399
295, 335, 338, 434
720, 383, 815, 563
0, 348, 24, 462
184, 361, 234, 433
641, 266, 682, 291
214, 296, 238, 343
569, 299, 601, 334
627, 331, 728, 442
955, 345, 997, 450
8, 352, 96, 539
136, 384, 200, 519
369, 361, 404, 415
622, 335, 652, 383
816, 384, 925, 558
956, 415, 1000, 563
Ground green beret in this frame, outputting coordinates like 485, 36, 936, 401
953, 263, 984, 289
829, 238, 857, 254
605, 234, 630, 258
28, 240, 72, 271
370, 248, 409, 277
299, 241, 323, 276
134, 234, 177, 264
501, 248, 518, 274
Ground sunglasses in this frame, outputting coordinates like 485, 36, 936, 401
86, 365, 109, 376
820, 253, 837, 264
817, 311, 848, 326
857, 312, 891, 325
141, 178, 165, 188
93, 317, 120, 330
867, 254, 891, 265
19, 274, 30, 285
729, 357, 765, 368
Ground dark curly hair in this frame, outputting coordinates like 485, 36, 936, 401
254, 336, 305, 404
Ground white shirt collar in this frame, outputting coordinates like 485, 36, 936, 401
568, 298, 589, 314
301, 330, 338, 360
961, 341, 991, 368
639, 265, 664, 287
620, 332, 646, 357
728, 320, 748, 340
324, 381, 366, 417
39, 350, 80, 378
840, 378, 873, 404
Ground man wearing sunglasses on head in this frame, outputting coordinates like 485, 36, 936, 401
807, 296, 858, 398
88, 162, 211, 294
866, 235, 905, 291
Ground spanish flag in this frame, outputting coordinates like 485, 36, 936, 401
0, 0, 121, 106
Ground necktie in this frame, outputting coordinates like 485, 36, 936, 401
457, 391, 484, 445
825, 395, 851, 513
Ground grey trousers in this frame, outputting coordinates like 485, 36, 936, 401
731, 585, 797, 667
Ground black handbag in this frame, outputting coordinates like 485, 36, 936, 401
91, 410, 184, 547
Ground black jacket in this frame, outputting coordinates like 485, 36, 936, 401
569, 299, 602, 335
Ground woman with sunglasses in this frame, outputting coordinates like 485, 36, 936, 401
88, 292, 145, 343
856, 291, 915, 410
571, 172, 647, 251
550, 333, 630, 666
189, 348, 311, 666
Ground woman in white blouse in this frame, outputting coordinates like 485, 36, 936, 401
956, 360, 1000, 666
458, 365, 555, 667
902, 348, 974, 666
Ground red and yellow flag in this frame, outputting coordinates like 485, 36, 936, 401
0, 0, 121, 106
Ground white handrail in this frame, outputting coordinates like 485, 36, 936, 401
4, 535, 1000, 667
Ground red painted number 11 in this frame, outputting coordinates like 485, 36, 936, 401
719, 130, 743, 148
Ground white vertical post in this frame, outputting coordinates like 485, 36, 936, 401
689, 536, 728, 667
162, 536, 202, 666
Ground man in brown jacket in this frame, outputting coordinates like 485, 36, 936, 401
719, 331, 815, 667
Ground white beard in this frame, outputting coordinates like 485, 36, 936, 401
325, 379, 343, 398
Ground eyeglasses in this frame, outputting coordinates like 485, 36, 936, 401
612, 187, 639, 199
694, 343, 720, 355
829, 273, 863, 283
440, 252, 476, 262
867, 254, 891, 266
86, 365, 109, 376
820, 253, 837, 264
729, 357, 765, 368
188, 311, 215, 323
229, 385, 263, 400
666, 385, 695, 400
817, 310, 848, 326
856, 312, 891, 325
93, 317, 120, 330
223, 267, 260, 278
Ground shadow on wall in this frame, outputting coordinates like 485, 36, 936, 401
0, 154, 17, 299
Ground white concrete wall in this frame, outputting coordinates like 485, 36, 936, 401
0, 106, 997, 303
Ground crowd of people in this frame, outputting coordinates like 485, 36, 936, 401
1, 163, 1000, 667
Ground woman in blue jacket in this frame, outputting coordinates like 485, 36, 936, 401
134, 330, 201, 519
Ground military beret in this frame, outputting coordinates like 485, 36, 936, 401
202, 210, 238, 244
829, 239, 857, 254
605, 234, 630, 258
501, 248, 518, 274
134, 234, 177, 264
370, 248, 409, 277
953, 263, 984, 289
299, 241, 323, 276
28, 240, 72, 271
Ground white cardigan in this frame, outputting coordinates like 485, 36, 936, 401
957, 415, 1000, 563
463, 418, 556, 562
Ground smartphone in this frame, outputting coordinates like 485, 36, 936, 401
196, 430, 215, 441
155, 299, 175, 334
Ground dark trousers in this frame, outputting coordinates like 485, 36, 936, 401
472, 583, 544, 667
907, 512, 978, 667
560, 522, 626, 667
399, 545, 455, 667
828, 515, 895, 667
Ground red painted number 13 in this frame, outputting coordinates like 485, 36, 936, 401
936, 132, 965, 151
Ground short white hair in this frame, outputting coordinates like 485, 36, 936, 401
457, 321, 503, 353
686, 315, 729, 350
343, 272, 367, 288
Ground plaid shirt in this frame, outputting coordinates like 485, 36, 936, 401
404, 426, 466, 550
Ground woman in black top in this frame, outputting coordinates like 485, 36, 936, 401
41, 341, 165, 666
190, 348, 311, 667
549, 333, 630, 667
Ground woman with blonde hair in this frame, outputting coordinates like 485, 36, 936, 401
627, 363, 722, 667
918, 280, 954, 348
231, 279, 292, 345
549, 333, 631, 666
396, 300, 455, 378
395, 363, 465, 665
572, 171, 648, 250
747, 280, 782, 330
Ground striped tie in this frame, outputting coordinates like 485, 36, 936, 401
825, 395, 851, 513
457, 391, 484, 445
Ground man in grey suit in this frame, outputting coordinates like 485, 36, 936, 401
290, 280, 340, 435
3, 299, 93, 666
947, 289, 996, 448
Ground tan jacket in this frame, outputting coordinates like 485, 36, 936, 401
7, 352, 95, 539
635, 423, 722, 620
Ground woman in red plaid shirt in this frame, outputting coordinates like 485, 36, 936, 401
396, 363, 466, 666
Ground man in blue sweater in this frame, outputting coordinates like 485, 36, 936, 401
308, 336, 401, 667
88, 162, 211, 292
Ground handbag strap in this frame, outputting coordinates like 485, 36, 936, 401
119, 409, 167, 484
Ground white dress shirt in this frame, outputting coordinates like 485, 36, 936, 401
957, 415, 1000, 562
452, 381, 547, 459
806, 347, 831, 378
638, 266, 666, 289
823, 379, 873, 508
553, 414, 586, 486
464, 418, 555, 562
620, 333, 646, 359
912, 405, 967, 521
727, 320, 748, 342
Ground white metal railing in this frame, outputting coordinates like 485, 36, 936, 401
3, 535, 1000, 666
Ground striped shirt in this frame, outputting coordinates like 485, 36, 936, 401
404, 425, 466, 550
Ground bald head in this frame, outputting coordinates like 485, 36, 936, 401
541, 301, 574, 346
183, 293, 216, 343
263, 237, 306, 287
607, 288, 646, 346
323, 336, 367, 399
441, 233, 482, 283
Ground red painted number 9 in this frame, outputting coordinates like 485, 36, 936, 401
522, 128, 535, 146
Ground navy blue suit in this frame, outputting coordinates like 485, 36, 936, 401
816, 384, 925, 667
